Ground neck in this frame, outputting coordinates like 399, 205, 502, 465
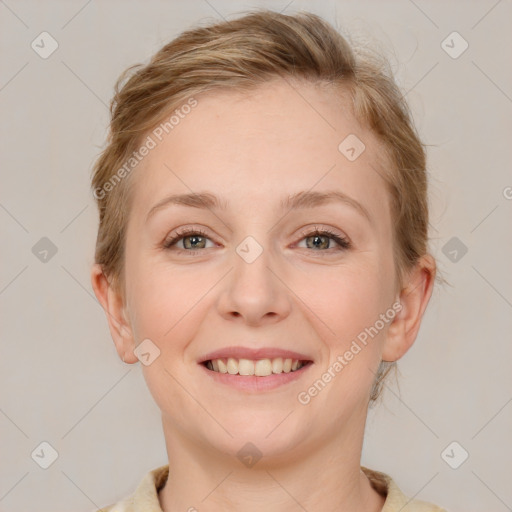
157, 414, 385, 512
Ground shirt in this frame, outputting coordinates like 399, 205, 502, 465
98, 465, 448, 511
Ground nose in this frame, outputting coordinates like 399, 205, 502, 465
216, 240, 292, 326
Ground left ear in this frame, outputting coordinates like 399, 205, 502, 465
382, 254, 436, 362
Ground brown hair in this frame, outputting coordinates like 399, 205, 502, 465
91, 10, 438, 402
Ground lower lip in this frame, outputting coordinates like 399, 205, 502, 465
198, 362, 313, 392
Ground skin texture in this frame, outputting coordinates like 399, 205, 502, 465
91, 77, 435, 512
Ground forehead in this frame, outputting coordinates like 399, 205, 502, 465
129, 78, 391, 225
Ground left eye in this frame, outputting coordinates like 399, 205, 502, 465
296, 229, 351, 251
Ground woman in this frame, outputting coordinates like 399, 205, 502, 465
90, 10, 446, 511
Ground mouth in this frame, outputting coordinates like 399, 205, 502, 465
201, 357, 313, 376
197, 347, 314, 391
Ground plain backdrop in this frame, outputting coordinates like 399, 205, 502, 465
1, 1, 511, 511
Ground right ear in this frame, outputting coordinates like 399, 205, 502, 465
90, 263, 138, 364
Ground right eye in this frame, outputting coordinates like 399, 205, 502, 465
163, 228, 216, 253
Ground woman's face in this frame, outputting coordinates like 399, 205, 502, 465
119, 78, 401, 459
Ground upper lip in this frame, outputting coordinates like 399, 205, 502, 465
198, 346, 314, 364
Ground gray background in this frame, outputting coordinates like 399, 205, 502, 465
1, 1, 511, 511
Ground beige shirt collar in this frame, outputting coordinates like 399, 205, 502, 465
100, 465, 446, 512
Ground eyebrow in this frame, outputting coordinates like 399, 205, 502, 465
146, 190, 372, 223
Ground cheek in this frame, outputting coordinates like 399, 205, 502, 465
126, 262, 214, 418
293, 260, 392, 394
126, 258, 214, 348
296, 263, 390, 338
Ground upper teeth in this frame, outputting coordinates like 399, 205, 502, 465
206, 357, 304, 376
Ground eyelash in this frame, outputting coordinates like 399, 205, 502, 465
162, 228, 210, 253
162, 226, 351, 255
298, 227, 351, 251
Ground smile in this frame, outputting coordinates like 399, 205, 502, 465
202, 357, 311, 376
199, 357, 314, 392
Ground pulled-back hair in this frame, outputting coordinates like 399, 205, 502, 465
91, 10, 438, 402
